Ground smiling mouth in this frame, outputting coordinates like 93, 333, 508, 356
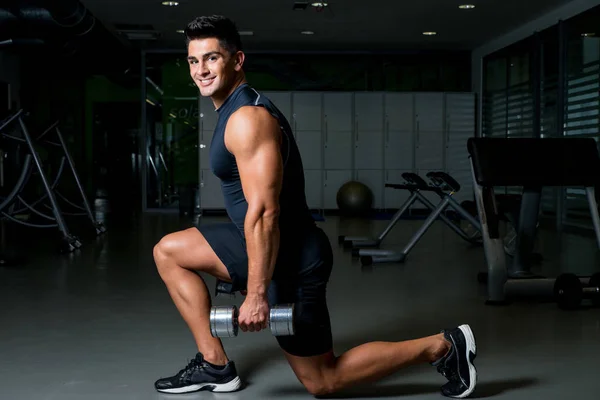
199, 77, 216, 86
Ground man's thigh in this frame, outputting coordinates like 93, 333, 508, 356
270, 226, 334, 357
156, 226, 228, 280
196, 222, 249, 292
269, 278, 333, 358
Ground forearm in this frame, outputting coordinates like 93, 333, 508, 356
244, 208, 280, 297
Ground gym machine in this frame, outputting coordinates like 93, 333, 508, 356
553, 273, 600, 310
338, 172, 481, 251
0, 146, 25, 266
0, 109, 106, 253
468, 137, 600, 305
353, 172, 483, 266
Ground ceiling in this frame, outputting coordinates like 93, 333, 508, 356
79, 0, 576, 52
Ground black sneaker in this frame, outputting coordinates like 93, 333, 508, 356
433, 324, 477, 398
154, 352, 242, 394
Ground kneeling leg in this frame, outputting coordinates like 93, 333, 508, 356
154, 227, 232, 365
284, 336, 450, 397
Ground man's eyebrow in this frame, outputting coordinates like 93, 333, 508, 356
187, 51, 223, 61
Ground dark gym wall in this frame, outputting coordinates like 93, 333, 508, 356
0, 50, 21, 115
13, 58, 141, 203
1, 0, 141, 203
243, 51, 470, 92
18, 56, 88, 187
241, 51, 472, 92
147, 50, 471, 94
84, 76, 140, 187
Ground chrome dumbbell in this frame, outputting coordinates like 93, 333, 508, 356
210, 304, 295, 338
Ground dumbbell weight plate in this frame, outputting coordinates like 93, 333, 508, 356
554, 273, 583, 310
589, 273, 600, 307
270, 304, 295, 336
210, 305, 238, 338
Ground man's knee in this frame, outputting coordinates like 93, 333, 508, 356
153, 228, 220, 278
153, 235, 173, 276
302, 378, 337, 398
298, 370, 338, 397
153, 234, 172, 262
153, 232, 190, 276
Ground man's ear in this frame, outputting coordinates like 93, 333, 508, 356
233, 51, 245, 71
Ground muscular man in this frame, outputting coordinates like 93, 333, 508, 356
153, 15, 478, 398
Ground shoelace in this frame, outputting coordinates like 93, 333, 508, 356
437, 363, 458, 381
178, 357, 205, 380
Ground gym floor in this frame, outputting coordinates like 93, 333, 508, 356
1, 212, 599, 400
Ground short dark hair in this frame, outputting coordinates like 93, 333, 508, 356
184, 15, 243, 54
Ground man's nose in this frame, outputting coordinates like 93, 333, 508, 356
196, 61, 209, 75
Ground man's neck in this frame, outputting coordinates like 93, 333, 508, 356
212, 75, 247, 109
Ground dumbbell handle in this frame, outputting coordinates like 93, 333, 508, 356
230, 311, 272, 327
559, 286, 599, 296
583, 286, 600, 295
210, 304, 295, 337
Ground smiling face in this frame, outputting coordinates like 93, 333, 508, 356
187, 37, 245, 107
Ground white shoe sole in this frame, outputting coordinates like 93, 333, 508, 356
454, 324, 477, 399
157, 376, 242, 394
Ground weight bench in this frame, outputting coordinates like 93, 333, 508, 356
468, 137, 600, 305
358, 172, 482, 266
338, 172, 476, 250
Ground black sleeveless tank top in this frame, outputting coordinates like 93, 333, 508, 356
209, 83, 315, 239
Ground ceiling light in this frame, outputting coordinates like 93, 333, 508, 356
301, 30, 315, 35
459, 4, 475, 9
311, 2, 328, 6
239, 30, 254, 36
582, 32, 596, 37
423, 31, 437, 36
176, 29, 184, 33
120, 30, 160, 40
162, 1, 179, 6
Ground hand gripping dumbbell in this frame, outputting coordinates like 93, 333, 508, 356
554, 273, 600, 310
210, 304, 295, 338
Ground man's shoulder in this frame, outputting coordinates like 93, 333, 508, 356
227, 105, 278, 132
224, 106, 280, 151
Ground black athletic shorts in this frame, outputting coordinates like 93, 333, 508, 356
198, 222, 334, 357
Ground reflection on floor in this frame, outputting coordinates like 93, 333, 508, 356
1, 212, 599, 400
